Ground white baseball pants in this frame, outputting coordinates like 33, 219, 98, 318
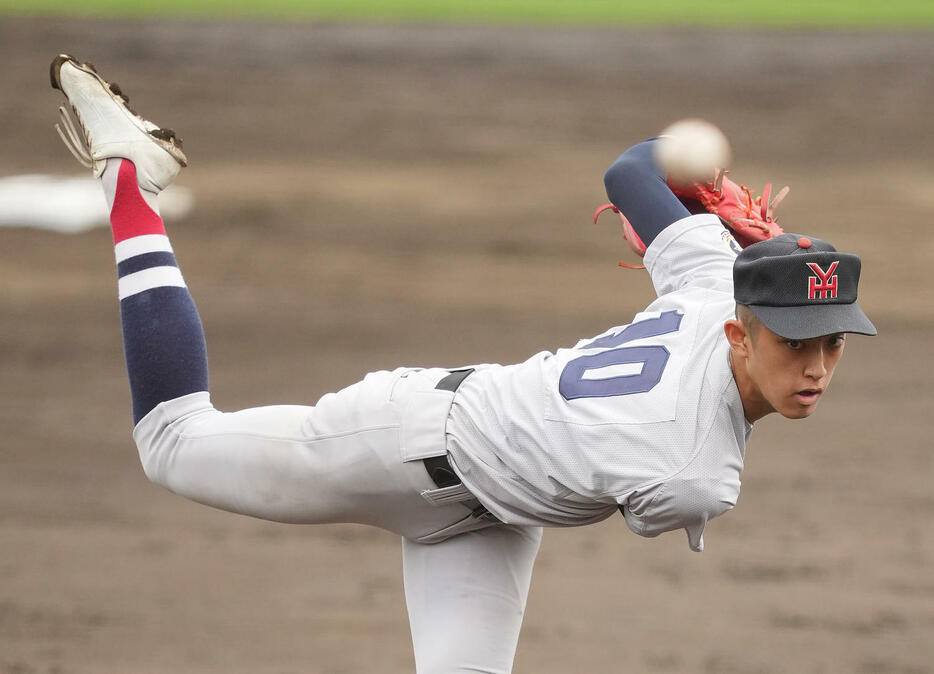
133, 366, 542, 673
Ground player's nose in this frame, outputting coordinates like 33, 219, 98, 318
803, 345, 828, 380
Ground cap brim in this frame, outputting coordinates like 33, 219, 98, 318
748, 302, 877, 340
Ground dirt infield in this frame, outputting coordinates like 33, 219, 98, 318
2, 16, 933, 673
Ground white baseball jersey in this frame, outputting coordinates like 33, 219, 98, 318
447, 214, 752, 551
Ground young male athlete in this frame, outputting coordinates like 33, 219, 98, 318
50, 54, 876, 673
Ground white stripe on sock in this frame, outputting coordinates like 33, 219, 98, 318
118, 266, 186, 300
114, 234, 174, 263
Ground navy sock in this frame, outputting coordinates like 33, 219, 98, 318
103, 158, 209, 424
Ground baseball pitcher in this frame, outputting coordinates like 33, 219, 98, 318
50, 54, 876, 673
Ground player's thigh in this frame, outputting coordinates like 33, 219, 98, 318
136, 392, 399, 524
134, 371, 478, 538
402, 525, 543, 674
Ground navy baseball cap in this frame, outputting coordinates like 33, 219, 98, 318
733, 233, 877, 340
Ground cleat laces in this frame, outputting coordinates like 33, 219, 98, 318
55, 104, 93, 169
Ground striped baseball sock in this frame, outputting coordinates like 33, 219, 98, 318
102, 158, 209, 424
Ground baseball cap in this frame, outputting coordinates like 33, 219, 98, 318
733, 233, 877, 340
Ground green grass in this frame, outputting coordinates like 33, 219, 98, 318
2, 0, 933, 27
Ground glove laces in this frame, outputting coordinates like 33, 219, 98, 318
593, 203, 646, 270
712, 168, 789, 231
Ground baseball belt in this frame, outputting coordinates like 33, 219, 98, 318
423, 369, 498, 522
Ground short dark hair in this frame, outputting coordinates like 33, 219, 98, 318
735, 303, 762, 342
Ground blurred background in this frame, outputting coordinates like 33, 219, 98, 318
1, 2, 932, 672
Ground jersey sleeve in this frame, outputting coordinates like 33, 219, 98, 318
621, 475, 737, 552
642, 213, 739, 298
620, 430, 744, 552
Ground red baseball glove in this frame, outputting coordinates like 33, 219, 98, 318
593, 203, 646, 269
668, 169, 789, 248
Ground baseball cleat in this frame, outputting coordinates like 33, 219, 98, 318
50, 54, 187, 192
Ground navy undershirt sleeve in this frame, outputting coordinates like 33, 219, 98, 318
603, 138, 691, 248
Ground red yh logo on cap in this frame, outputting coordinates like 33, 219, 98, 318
807, 261, 839, 299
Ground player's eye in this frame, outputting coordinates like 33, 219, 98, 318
828, 334, 846, 348
785, 339, 804, 350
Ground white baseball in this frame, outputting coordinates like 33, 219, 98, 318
654, 118, 731, 184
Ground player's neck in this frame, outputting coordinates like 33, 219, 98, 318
729, 349, 774, 423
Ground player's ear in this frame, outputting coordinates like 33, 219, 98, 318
724, 319, 750, 357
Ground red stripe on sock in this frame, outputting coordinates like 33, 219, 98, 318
110, 160, 166, 244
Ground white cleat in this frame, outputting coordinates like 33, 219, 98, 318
50, 54, 187, 193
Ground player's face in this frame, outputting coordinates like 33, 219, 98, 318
741, 327, 846, 420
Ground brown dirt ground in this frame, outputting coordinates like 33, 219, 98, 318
1, 16, 933, 674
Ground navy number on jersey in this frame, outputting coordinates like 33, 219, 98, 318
559, 311, 683, 400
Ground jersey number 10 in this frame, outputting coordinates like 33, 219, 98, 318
559, 310, 683, 400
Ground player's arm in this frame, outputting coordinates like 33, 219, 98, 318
602, 139, 692, 249
604, 140, 737, 296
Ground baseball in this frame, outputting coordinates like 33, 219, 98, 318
654, 118, 731, 184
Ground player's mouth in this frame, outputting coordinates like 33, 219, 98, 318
794, 388, 823, 405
